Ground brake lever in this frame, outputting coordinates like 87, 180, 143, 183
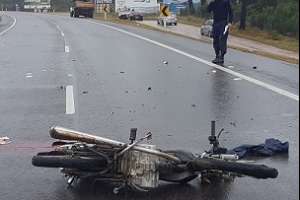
117, 131, 152, 157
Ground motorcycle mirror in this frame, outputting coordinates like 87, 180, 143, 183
129, 128, 137, 144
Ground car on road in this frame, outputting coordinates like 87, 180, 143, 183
200, 19, 213, 37
157, 14, 177, 26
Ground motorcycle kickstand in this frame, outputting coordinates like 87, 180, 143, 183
66, 176, 78, 188
113, 183, 126, 194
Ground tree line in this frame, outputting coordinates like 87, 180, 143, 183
183, 0, 299, 38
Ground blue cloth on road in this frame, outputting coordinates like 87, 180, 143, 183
227, 138, 289, 158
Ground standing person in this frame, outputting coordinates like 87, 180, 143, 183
208, 0, 233, 65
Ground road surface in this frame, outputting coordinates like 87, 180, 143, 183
0, 12, 299, 200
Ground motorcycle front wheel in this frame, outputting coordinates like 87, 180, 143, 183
189, 158, 278, 179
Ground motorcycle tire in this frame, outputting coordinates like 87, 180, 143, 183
189, 158, 278, 179
32, 155, 107, 171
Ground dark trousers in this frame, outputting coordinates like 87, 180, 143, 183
212, 21, 229, 57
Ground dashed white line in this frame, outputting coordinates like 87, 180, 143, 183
65, 45, 70, 53
0, 15, 17, 36
87, 20, 299, 102
52, 22, 70, 53
66, 85, 75, 114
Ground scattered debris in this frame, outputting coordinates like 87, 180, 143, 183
212, 70, 217, 73
230, 122, 237, 127
72, 59, 76, 62
141, 104, 145, 107
125, 91, 129, 93
59, 86, 64, 90
147, 87, 152, 91
0, 136, 11, 145
191, 104, 196, 108
178, 66, 182, 69
252, 66, 257, 69
163, 60, 168, 65
167, 134, 173, 137
82, 91, 88, 94
120, 71, 125, 74
228, 66, 234, 69
250, 118, 254, 121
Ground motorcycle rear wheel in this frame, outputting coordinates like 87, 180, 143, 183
32, 154, 107, 171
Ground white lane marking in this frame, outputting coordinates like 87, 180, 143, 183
87, 20, 299, 101
65, 45, 70, 53
0, 15, 17, 36
66, 85, 75, 114
233, 77, 243, 81
53, 22, 69, 53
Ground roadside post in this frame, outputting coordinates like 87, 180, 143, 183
103, 4, 108, 20
160, 4, 170, 28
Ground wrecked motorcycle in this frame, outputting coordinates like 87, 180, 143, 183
32, 121, 278, 193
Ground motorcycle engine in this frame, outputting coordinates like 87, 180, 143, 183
119, 144, 159, 191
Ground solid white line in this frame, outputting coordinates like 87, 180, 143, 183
0, 15, 17, 36
66, 85, 75, 114
65, 45, 70, 53
87, 20, 299, 102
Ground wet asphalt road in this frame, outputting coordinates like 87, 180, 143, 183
0, 12, 299, 200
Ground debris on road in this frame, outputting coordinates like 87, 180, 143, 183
120, 71, 125, 74
252, 66, 258, 69
147, 87, 152, 91
163, 60, 168, 65
230, 122, 237, 127
82, 91, 88, 94
0, 136, 11, 145
228, 138, 289, 158
191, 104, 196, 108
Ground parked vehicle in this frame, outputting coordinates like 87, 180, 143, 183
32, 121, 278, 194
200, 19, 214, 37
118, 9, 143, 21
157, 14, 177, 26
70, 0, 95, 18
118, 8, 131, 19
129, 9, 143, 21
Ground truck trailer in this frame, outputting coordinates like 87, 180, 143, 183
70, 0, 95, 18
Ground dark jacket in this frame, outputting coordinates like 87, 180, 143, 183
208, 0, 233, 24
